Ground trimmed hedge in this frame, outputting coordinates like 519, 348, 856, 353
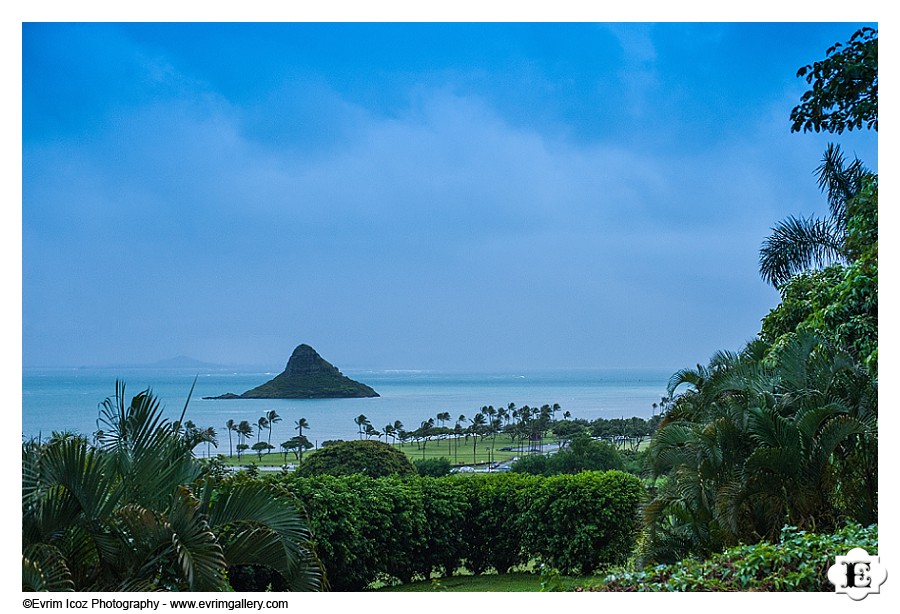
521, 471, 643, 574
268, 471, 643, 590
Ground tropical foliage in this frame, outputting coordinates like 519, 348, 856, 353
759, 144, 872, 289
596, 522, 877, 592
636, 25, 880, 570
790, 27, 877, 134
22, 382, 324, 591
642, 332, 876, 564
761, 174, 877, 373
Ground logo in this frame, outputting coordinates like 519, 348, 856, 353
827, 547, 887, 600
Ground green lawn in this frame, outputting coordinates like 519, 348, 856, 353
209, 433, 647, 470
212, 433, 565, 469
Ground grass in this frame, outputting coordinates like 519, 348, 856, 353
210, 433, 649, 469
212, 433, 567, 468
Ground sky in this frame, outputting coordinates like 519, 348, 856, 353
21, 21, 879, 372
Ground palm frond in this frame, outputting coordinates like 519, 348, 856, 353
759, 215, 846, 288
23, 545, 75, 592
816, 143, 868, 224
166, 486, 227, 591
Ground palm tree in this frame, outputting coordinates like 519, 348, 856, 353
392, 420, 405, 448
225, 419, 235, 457
382, 424, 395, 445
364, 423, 381, 441
22, 380, 323, 591
644, 333, 877, 562
760, 144, 870, 288
470, 413, 487, 464
295, 417, 309, 438
355, 414, 369, 440
236, 421, 253, 460
256, 416, 269, 445
266, 410, 281, 445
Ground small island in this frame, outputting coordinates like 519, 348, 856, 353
204, 344, 379, 399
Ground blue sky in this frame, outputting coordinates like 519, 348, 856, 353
21, 22, 879, 371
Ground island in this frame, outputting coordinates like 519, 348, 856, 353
204, 344, 379, 399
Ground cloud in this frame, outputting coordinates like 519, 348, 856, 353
22, 23, 878, 369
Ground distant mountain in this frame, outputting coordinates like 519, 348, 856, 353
204, 344, 378, 399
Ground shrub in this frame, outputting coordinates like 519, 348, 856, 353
459, 473, 538, 574
547, 435, 624, 474
419, 477, 470, 577
270, 469, 644, 588
296, 439, 415, 478
510, 453, 549, 475
280, 474, 426, 590
594, 523, 878, 591
413, 457, 452, 477
521, 471, 644, 575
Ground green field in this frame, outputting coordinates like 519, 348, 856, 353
213, 433, 567, 469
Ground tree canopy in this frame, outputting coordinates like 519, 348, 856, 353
790, 27, 877, 134
295, 439, 416, 478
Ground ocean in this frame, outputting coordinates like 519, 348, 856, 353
22, 367, 673, 454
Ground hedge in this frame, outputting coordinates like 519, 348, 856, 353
264, 470, 642, 590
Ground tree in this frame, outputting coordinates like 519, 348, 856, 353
225, 419, 235, 457
236, 421, 253, 459
363, 423, 381, 441
295, 417, 309, 438
22, 381, 323, 591
761, 174, 877, 372
266, 410, 281, 445
547, 434, 624, 474
790, 27, 877, 134
469, 413, 487, 464
252, 441, 275, 461
643, 334, 876, 563
383, 423, 395, 445
294, 439, 415, 478
759, 144, 870, 288
281, 435, 312, 462
354, 414, 370, 439
256, 416, 269, 445
413, 457, 452, 477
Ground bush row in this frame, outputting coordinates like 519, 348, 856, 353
250, 470, 643, 590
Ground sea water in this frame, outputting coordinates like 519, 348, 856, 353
22, 367, 674, 454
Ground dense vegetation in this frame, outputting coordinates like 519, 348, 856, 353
22, 382, 324, 592
634, 26, 877, 571
595, 523, 877, 592
238, 471, 643, 590
511, 434, 624, 475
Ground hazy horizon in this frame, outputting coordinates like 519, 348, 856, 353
23, 22, 878, 373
